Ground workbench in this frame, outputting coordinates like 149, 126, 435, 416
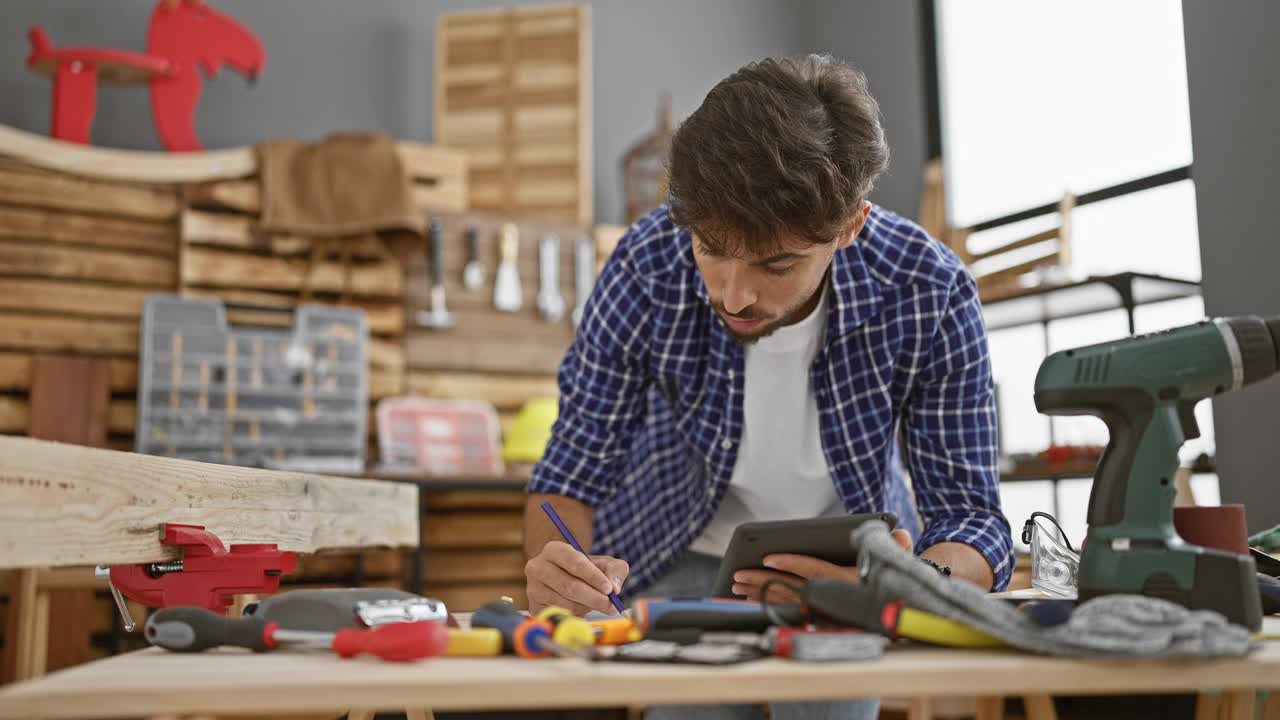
2, 621, 1277, 719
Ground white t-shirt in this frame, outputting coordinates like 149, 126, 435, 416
691, 288, 844, 557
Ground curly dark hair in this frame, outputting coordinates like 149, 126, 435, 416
668, 55, 890, 256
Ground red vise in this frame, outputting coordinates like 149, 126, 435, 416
109, 523, 296, 613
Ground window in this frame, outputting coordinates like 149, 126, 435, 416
932, 0, 1212, 549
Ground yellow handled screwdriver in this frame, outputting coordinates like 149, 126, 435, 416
445, 627, 504, 656
536, 606, 597, 649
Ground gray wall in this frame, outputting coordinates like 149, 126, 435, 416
810, 1, 928, 218
4, 1, 939, 224
1184, 1, 1280, 528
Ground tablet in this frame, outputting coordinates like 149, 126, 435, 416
711, 512, 898, 598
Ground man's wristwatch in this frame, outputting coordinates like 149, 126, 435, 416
920, 557, 952, 576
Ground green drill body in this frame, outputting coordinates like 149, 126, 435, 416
1034, 317, 1276, 630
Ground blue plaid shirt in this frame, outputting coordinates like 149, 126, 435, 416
530, 205, 1013, 592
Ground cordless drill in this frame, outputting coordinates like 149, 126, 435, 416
1034, 315, 1280, 631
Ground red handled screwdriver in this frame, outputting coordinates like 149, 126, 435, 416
145, 606, 449, 662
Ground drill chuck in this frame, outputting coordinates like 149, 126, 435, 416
1218, 316, 1280, 387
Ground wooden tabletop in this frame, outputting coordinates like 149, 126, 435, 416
2, 636, 1278, 718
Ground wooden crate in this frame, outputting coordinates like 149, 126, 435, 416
436, 3, 592, 225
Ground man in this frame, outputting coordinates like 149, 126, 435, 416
524, 55, 1012, 719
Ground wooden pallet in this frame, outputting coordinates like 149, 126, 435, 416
436, 3, 592, 225
0, 124, 468, 464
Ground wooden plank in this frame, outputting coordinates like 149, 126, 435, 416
406, 332, 565, 375
0, 435, 419, 568
1264, 689, 1280, 720
0, 125, 464, 193
181, 288, 405, 337
0, 205, 176, 257
595, 224, 626, 272
185, 179, 259, 213
423, 549, 525, 583
515, 179, 579, 206
29, 355, 110, 447
425, 490, 528, 510
408, 372, 556, 411
907, 698, 933, 720
7, 569, 40, 682
0, 278, 150, 319
0, 567, 105, 594
182, 210, 395, 259
108, 395, 398, 438
398, 143, 470, 187
181, 209, 266, 250
181, 246, 402, 299
369, 368, 404, 400
368, 337, 405, 374
976, 254, 1061, 290
0, 240, 175, 287
0, 124, 256, 183
0, 354, 29, 390
443, 64, 505, 85
515, 14, 578, 36
110, 359, 138, 392
974, 696, 1004, 720
412, 183, 468, 214
1021, 695, 1057, 720
969, 227, 1062, 263
293, 548, 405, 580
516, 142, 578, 167
0, 164, 179, 221
219, 304, 404, 341
514, 105, 577, 134
0, 313, 138, 355
422, 511, 523, 549
423, 582, 527, 613
1224, 690, 1256, 720
575, 4, 592, 226
34, 355, 108, 675
0, 396, 27, 434
107, 400, 133, 435
189, 176, 465, 216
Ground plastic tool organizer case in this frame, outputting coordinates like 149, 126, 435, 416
136, 295, 368, 474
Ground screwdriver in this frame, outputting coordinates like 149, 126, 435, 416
445, 627, 505, 656
471, 600, 584, 658
631, 597, 805, 634
145, 606, 449, 661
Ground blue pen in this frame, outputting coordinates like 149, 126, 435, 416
540, 500, 627, 614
